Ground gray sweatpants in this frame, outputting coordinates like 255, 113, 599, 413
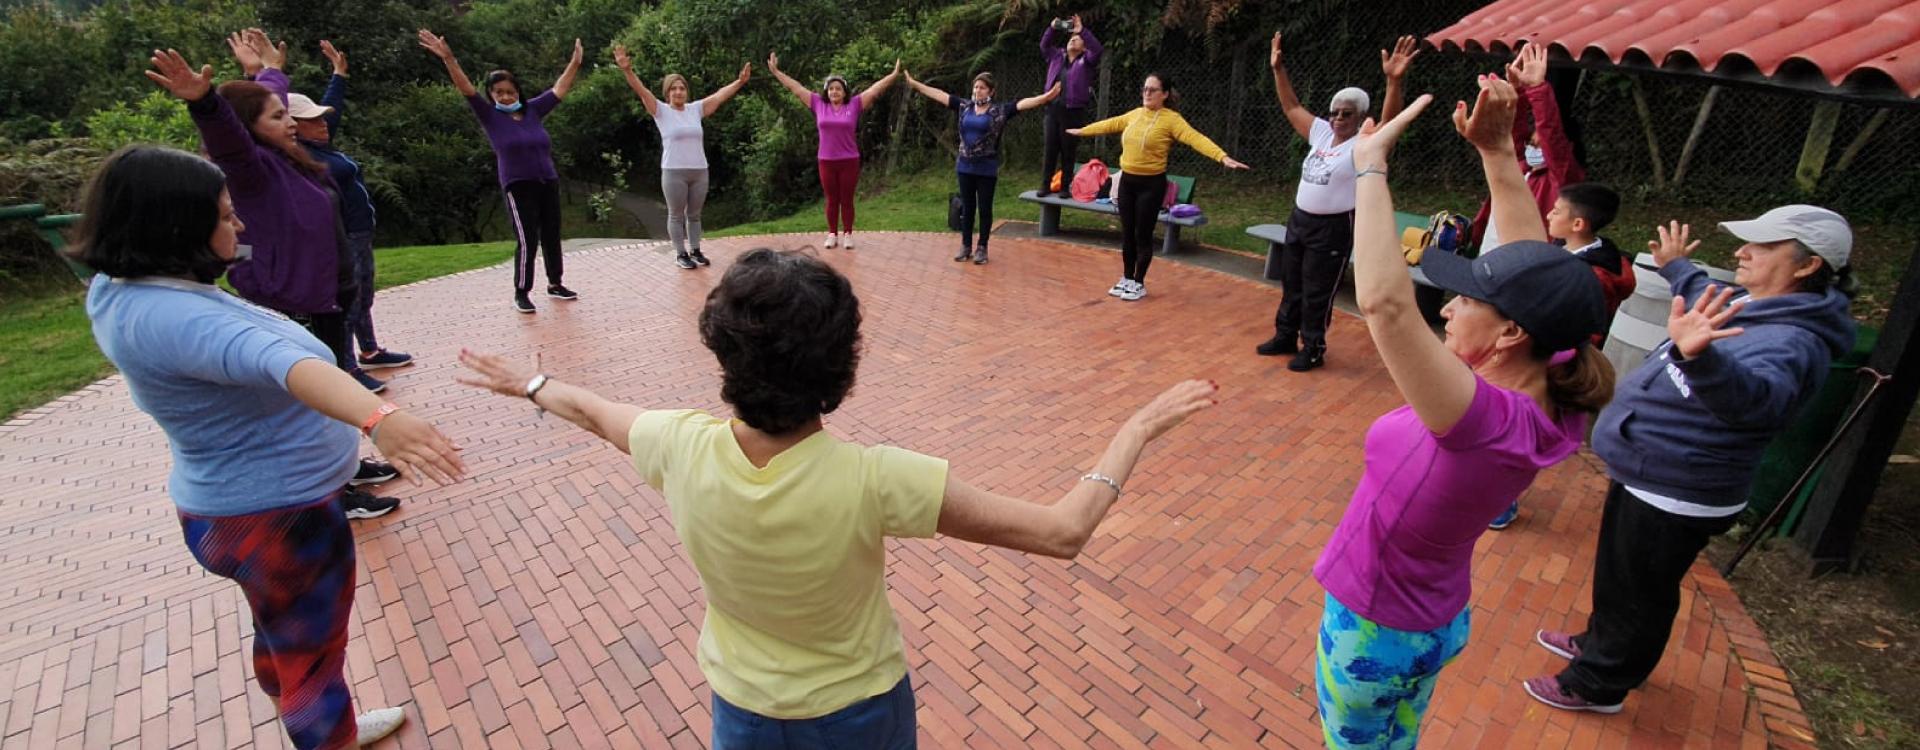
662, 168, 708, 256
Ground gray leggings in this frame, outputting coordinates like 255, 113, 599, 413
662, 168, 708, 255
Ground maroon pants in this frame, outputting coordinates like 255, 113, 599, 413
819, 158, 861, 234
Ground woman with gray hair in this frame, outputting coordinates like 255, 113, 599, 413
1256, 32, 1418, 372
767, 52, 902, 250
613, 44, 752, 270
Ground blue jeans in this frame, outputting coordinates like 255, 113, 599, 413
344, 230, 379, 354
711, 676, 915, 750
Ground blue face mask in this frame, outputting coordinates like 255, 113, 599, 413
1524, 145, 1546, 169
494, 101, 524, 114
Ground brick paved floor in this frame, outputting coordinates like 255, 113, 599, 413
0, 234, 1814, 748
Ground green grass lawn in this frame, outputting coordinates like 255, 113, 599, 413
0, 240, 513, 420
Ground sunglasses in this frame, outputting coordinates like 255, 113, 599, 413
1141, 86, 1163, 94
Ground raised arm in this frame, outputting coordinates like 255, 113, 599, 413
1459, 75, 1547, 245
1269, 32, 1316, 140
858, 59, 901, 108
317, 41, 349, 132
417, 29, 476, 98
766, 51, 813, 103
1015, 81, 1061, 112
700, 62, 751, 118
901, 70, 949, 105
1352, 93, 1478, 432
936, 380, 1216, 558
149, 49, 270, 195
612, 44, 659, 117
456, 350, 645, 452
242, 28, 288, 102
1377, 35, 1419, 123
1079, 17, 1104, 63
552, 38, 584, 99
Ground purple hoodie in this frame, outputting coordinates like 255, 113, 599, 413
188, 68, 341, 314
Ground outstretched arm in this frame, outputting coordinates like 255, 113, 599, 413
552, 39, 584, 99
858, 59, 901, 108
613, 44, 659, 117
701, 62, 751, 117
1269, 32, 1316, 140
1015, 81, 1061, 111
936, 380, 1215, 558
417, 29, 477, 97
901, 71, 949, 104
1069, 111, 1130, 137
1377, 35, 1419, 123
766, 52, 813, 102
1352, 93, 1478, 433
285, 359, 465, 486
456, 350, 645, 452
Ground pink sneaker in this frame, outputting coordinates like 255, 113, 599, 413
1536, 630, 1582, 660
1523, 675, 1623, 714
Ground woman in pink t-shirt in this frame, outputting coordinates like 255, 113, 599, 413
767, 53, 901, 250
1307, 77, 1616, 748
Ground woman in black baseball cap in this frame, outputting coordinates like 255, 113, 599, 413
1306, 75, 1615, 746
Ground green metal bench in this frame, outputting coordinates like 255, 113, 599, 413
2, 203, 90, 282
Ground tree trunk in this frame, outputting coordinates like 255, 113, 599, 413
1671, 85, 1719, 187
1795, 100, 1843, 193
1226, 41, 1246, 155
883, 82, 912, 181
1628, 76, 1667, 190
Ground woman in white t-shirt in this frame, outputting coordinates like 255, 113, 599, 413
615, 44, 751, 270
1255, 32, 1417, 372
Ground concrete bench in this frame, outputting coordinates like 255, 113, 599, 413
1018, 168, 1203, 256
1248, 213, 1447, 321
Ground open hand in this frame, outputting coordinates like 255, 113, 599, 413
371, 410, 465, 487
244, 28, 285, 69
1269, 31, 1285, 70
766, 51, 779, 71
1380, 35, 1420, 79
417, 29, 453, 59
1125, 379, 1220, 444
737, 61, 752, 83
614, 43, 633, 71
1648, 221, 1701, 267
1452, 74, 1519, 154
1353, 93, 1434, 167
1506, 43, 1547, 89
891, 58, 902, 76
320, 40, 347, 76
569, 38, 584, 67
145, 49, 214, 101
1072, 14, 1084, 33
226, 32, 262, 75
1222, 156, 1251, 170
1669, 285, 1747, 359
455, 348, 540, 399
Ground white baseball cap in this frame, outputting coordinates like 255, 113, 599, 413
285, 93, 334, 120
1719, 204, 1852, 269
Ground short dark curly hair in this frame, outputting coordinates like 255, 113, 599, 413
698, 249, 862, 435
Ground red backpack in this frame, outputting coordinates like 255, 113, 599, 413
1069, 159, 1109, 202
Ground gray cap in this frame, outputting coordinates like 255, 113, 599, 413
285, 93, 333, 120
1719, 205, 1851, 269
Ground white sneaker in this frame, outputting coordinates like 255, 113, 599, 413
1119, 283, 1147, 301
842, 234, 855, 249
355, 707, 406, 746
823, 233, 838, 249
1108, 278, 1130, 297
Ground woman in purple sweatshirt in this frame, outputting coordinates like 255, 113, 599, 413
419, 29, 583, 314
1036, 14, 1101, 197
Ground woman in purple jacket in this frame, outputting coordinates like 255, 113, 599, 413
1036, 14, 1101, 197
418, 29, 583, 314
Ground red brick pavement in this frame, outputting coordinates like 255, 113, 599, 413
0, 233, 1816, 748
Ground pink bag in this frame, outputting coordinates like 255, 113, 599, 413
1162, 180, 1179, 208
1069, 159, 1109, 202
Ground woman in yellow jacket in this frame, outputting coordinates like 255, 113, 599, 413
1070, 73, 1248, 300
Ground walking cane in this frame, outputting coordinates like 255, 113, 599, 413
1720, 367, 1895, 577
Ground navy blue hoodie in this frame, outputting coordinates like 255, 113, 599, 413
1591, 259, 1855, 509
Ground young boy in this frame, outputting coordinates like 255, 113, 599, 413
1547, 182, 1634, 343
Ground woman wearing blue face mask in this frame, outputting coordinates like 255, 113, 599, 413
903, 70, 1060, 264
419, 29, 583, 315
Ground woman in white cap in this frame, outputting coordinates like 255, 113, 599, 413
1256, 32, 1419, 372
1524, 204, 1856, 714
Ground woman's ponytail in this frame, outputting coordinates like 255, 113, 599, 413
1546, 344, 1616, 415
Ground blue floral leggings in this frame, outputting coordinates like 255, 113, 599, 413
1315, 593, 1470, 749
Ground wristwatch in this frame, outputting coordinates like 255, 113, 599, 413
525, 374, 550, 417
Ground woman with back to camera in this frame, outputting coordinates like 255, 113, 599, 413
71, 141, 465, 749
457, 248, 1216, 747
1308, 74, 1614, 748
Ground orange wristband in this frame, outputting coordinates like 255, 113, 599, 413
360, 402, 399, 437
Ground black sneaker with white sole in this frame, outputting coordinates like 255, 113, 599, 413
341, 488, 401, 519
350, 459, 398, 486
675, 253, 697, 270
689, 249, 711, 266
547, 284, 579, 300
513, 294, 536, 313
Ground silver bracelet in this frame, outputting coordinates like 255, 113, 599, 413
1356, 166, 1388, 179
1081, 472, 1122, 496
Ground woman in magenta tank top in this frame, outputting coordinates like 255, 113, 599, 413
766, 52, 901, 250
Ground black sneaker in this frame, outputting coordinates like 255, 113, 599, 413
351, 368, 388, 393
547, 284, 579, 300
357, 349, 413, 369
675, 253, 697, 270
972, 245, 989, 265
689, 249, 711, 266
1288, 345, 1326, 372
513, 294, 536, 314
350, 459, 399, 486
1255, 335, 1298, 357
341, 488, 401, 520
953, 246, 971, 262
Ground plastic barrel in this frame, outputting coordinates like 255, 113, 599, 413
1603, 253, 1735, 377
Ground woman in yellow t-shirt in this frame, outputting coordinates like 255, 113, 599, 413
1068, 72, 1249, 301
457, 249, 1216, 748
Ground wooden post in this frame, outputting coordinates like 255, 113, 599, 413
1795, 99, 1843, 193
1832, 108, 1890, 175
1226, 41, 1246, 155
1671, 85, 1719, 187
1795, 241, 1920, 574
1628, 76, 1667, 190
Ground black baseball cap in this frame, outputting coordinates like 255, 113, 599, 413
1418, 240, 1608, 352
